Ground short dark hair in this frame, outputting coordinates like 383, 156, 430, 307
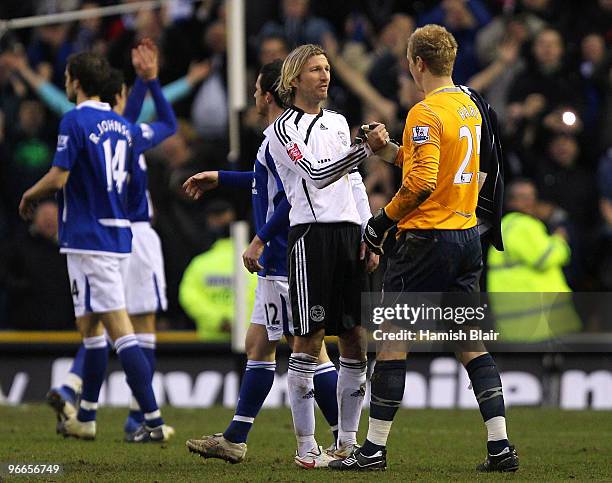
67, 52, 111, 97
259, 59, 284, 108
101, 68, 124, 107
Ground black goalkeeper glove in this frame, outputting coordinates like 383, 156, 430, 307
364, 208, 396, 255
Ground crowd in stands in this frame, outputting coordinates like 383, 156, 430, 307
0, 0, 610, 332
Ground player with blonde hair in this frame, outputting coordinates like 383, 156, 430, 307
330, 24, 518, 473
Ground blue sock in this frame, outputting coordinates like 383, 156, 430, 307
465, 354, 509, 454
137, 333, 156, 375
60, 344, 86, 402
223, 360, 275, 443
314, 361, 339, 443
126, 334, 157, 425
115, 334, 163, 428
77, 336, 108, 423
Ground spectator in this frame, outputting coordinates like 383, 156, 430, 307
259, 0, 334, 48
471, 13, 534, 122
0, 200, 74, 330
516, 0, 572, 31
179, 201, 256, 341
72, 2, 107, 55
258, 34, 290, 67
27, 23, 75, 88
506, 28, 585, 152
4, 48, 212, 124
578, 33, 611, 154
3, 100, 54, 231
418, 0, 492, 84
536, 134, 598, 230
190, 20, 228, 143
592, 148, 612, 290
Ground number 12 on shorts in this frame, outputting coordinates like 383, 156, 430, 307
264, 303, 280, 327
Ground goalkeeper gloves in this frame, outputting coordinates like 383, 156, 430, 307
364, 207, 396, 255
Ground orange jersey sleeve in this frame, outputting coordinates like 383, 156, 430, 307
387, 88, 481, 231
385, 103, 442, 221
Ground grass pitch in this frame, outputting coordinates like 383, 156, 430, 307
1, 405, 611, 482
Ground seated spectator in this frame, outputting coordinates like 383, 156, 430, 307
179, 201, 256, 341
0, 200, 74, 330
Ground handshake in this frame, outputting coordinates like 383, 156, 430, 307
356, 123, 400, 165
354, 123, 401, 255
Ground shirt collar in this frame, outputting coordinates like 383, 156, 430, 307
426, 85, 461, 98
76, 100, 112, 111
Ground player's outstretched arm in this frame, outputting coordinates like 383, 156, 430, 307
183, 171, 220, 200
269, 117, 389, 189
19, 167, 69, 220
183, 170, 256, 200
123, 77, 147, 123
131, 39, 177, 141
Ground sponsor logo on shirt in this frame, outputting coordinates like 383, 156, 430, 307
412, 126, 430, 144
285, 141, 303, 163
57, 135, 69, 152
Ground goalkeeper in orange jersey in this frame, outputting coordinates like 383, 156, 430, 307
330, 24, 518, 473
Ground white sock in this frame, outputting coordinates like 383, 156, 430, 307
129, 397, 140, 411
485, 416, 508, 443
64, 372, 82, 394
136, 333, 156, 350
366, 417, 393, 447
288, 353, 318, 456
337, 357, 367, 448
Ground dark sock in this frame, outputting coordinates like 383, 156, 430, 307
465, 354, 509, 454
313, 362, 339, 444
361, 359, 406, 456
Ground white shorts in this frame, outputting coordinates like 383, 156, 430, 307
251, 277, 293, 341
66, 253, 129, 318
125, 222, 168, 315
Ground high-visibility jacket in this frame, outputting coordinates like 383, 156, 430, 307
487, 212, 581, 341
179, 238, 257, 341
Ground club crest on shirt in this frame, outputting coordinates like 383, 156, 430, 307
412, 126, 430, 144
285, 141, 303, 163
337, 131, 348, 146
57, 135, 69, 151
